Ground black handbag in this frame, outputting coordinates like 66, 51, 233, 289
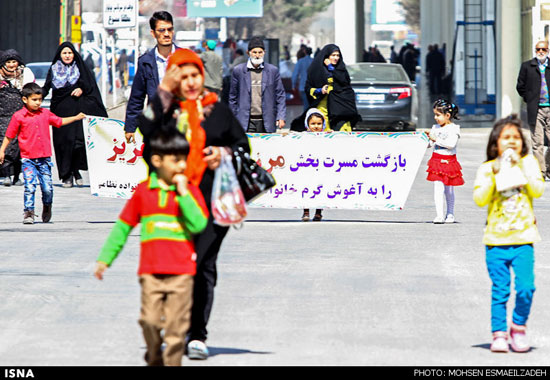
232, 146, 276, 202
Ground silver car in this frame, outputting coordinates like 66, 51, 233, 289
347, 63, 418, 131
26, 62, 52, 109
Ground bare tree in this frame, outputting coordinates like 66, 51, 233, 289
226, 0, 333, 46
400, 0, 420, 35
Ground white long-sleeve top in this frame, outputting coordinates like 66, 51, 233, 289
429, 122, 460, 155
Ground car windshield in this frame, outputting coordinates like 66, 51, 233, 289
27, 65, 50, 80
348, 64, 408, 82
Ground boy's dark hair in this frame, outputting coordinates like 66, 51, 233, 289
21, 82, 43, 98
486, 113, 529, 161
433, 98, 460, 120
149, 11, 173, 30
150, 128, 190, 158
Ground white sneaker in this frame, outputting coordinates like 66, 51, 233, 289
445, 214, 455, 223
433, 216, 444, 224
187, 340, 209, 360
490, 331, 509, 353
510, 324, 530, 353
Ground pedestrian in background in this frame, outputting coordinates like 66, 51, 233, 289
426, 99, 464, 224
200, 40, 223, 95
426, 44, 445, 99
117, 49, 129, 89
292, 46, 313, 111
229, 36, 286, 132
0, 83, 85, 224
473, 114, 544, 353
124, 10, 179, 144
516, 40, 550, 180
94, 129, 209, 366
0, 49, 35, 186
42, 41, 107, 188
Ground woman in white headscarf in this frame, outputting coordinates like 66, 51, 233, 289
43, 42, 107, 188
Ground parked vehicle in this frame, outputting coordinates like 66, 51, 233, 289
347, 62, 418, 131
26, 62, 52, 109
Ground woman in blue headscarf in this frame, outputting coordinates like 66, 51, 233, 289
43, 42, 107, 188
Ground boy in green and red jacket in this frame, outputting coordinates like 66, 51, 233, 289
94, 129, 208, 366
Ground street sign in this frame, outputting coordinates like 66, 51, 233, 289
71, 15, 82, 44
187, 0, 263, 18
103, 0, 137, 29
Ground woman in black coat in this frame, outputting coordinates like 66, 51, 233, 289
291, 44, 360, 132
137, 48, 250, 359
43, 42, 107, 187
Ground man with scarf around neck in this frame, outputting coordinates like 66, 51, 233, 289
42, 42, 107, 188
0, 49, 35, 186
125, 11, 179, 145
229, 36, 286, 133
137, 48, 250, 360
517, 40, 550, 180
291, 44, 361, 132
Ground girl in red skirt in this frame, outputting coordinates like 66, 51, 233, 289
426, 99, 465, 224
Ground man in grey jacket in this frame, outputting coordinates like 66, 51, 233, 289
200, 40, 223, 95
229, 36, 286, 132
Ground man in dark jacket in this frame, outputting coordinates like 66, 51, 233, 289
228, 36, 286, 133
516, 40, 550, 179
124, 11, 178, 143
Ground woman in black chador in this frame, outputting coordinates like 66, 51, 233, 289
291, 44, 361, 132
0, 49, 35, 186
43, 41, 107, 187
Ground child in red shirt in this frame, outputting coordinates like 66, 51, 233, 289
0, 83, 85, 224
94, 129, 208, 366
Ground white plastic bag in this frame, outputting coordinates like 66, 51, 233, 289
211, 149, 248, 226
495, 148, 527, 193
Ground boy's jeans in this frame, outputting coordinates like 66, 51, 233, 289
485, 244, 535, 333
22, 157, 53, 211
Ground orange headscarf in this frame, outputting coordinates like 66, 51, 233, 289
167, 49, 218, 186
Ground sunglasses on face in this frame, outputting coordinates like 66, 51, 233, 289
536, 47, 548, 52
156, 27, 174, 34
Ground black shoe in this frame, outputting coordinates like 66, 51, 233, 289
42, 204, 52, 223
313, 210, 323, 221
62, 178, 73, 188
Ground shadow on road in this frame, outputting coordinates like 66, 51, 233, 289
207, 346, 273, 357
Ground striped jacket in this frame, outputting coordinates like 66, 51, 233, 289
97, 172, 208, 275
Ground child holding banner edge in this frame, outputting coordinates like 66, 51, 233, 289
298, 108, 330, 221
473, 114, 544, 353
426, 99, 464, 224
94, 129, 209, 366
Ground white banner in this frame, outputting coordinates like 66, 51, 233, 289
248, 132, 428, 210
83, 117, 428, 209
83, 117, 147, 199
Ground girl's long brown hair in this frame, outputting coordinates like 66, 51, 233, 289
485, 114, 529, 161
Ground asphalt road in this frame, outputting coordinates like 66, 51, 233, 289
1, 109, 550, 368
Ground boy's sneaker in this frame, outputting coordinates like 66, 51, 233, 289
3, 177, 11, 186
42, 204, 52, 223
445, 214, 455, 223
510, 324, 530, 352
490, 331, 509, 353
187, 340, 209, 360
13, 179, 23, 186
23, 211, 35, 225
433, 216, 444, 224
